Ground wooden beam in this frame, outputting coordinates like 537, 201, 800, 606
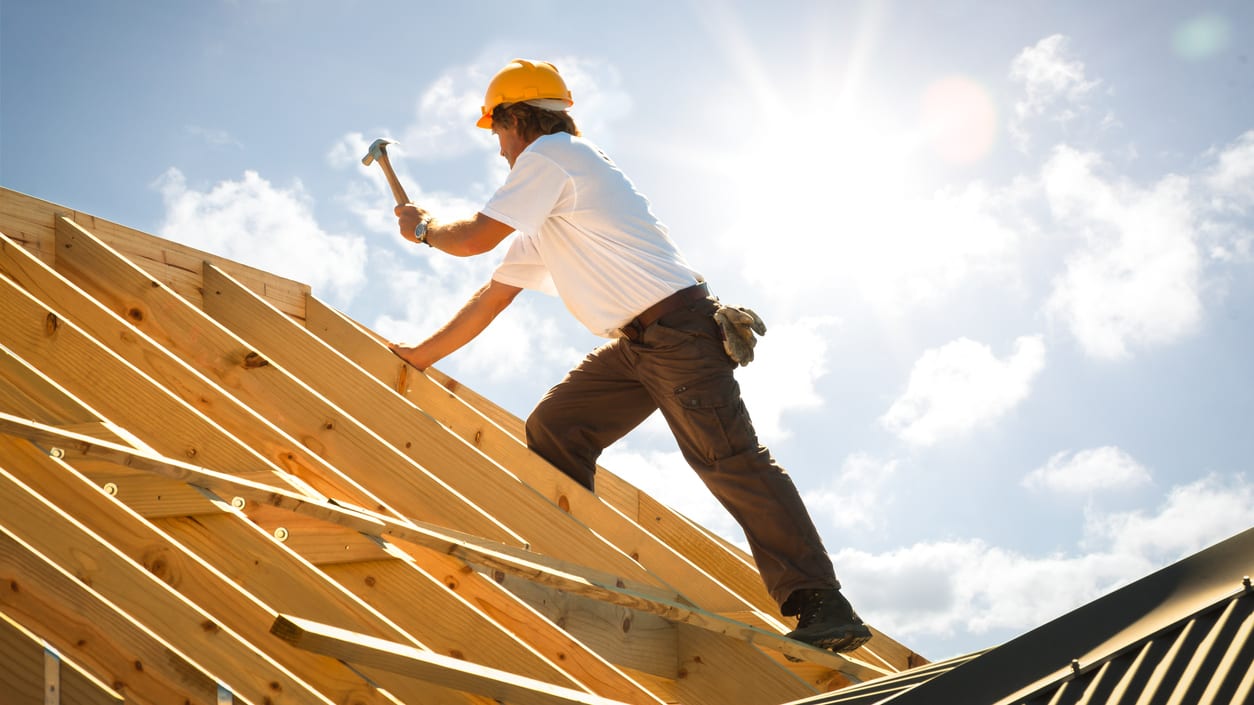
272, 614, 633, 705
0, 436, 441, 705
0, 412, 888, 683
0, 415, 667, 705
0, 339, 99, 427
0, 271, 292, 480
0, 612, 125, 705
0, 186, 309, 319
41, 219, 524, 544
303, 297, 784, 619
1, 226, 396, 510
0, 530, 227, 705
202, 263, 690, 590
205, 264, 773, 622
494, 571, 680, 679
303, 296, 924, 672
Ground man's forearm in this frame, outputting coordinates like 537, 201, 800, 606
390, 280, 521, 370
396, 205, 514, 257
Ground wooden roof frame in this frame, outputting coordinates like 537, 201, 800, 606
0, 187, 923, 704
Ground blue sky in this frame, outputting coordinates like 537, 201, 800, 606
3, 1, 1252, 661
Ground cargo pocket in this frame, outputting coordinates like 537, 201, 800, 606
670, 373, 758, 464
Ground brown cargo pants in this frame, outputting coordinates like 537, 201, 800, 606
525, 295, 841, 607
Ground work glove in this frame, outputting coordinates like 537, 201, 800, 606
713, 305, 767, 366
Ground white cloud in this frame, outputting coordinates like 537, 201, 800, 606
736, 316, 836, 443
599, 445, 743, 543
402, 67, 494, 161
154, 168, 367, 304
1205, 129, 1254, 213
1009, 34, 1100, 148
1043, 147, 1202, 359
185, 125, 241, 149
1084, 473, 1254, 559
804, 453, 899, 530
377, 55, 633, 168
839, 473, 1254, 648
1023, 446, 1152, 494
881, 335, 1046, 446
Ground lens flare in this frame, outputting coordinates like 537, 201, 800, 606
1172, 13, 1231, 61
919, 76, 999, 165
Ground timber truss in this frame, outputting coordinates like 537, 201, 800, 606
0, 188, 923, 705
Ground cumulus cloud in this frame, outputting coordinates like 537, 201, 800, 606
1023, 446, 1153, 494
1043, 147, 1202, 359
881, 335, 1046, 446
804, 453, 899, 530
1205, 129, 1254, 213
153, 168, 367, 304
840, 473, 1254, 651
736, 316, 836, 443
599, 445, 743, 542
1009, 34, 1101, 148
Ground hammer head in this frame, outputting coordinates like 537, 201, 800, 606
361, 138, 396, 166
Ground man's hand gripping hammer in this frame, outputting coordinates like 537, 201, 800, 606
361, 138, 410, 206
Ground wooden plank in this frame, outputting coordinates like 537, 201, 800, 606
0, 530, 229, 705
0, 343, 99, 426
0, 609, 47, 704
0, 414, 669, 705
0, 435, 469, 705
0, 612, 131, 705
304, 298, 924, 676
493, 571, 680, 679
0, 412, 887, 680
271, 614, 633, 705
304, 298, 786, 617
0, 187, 309, 319
2, 225, 390, 508
40, 219, 522, 544
156, 513, 595, 698
31, 221, 676, 704
203, 265, 713, 588
0, 273, 294, 479
207, 268, 760, 617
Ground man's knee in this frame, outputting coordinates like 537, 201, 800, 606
525, 410, 597, 491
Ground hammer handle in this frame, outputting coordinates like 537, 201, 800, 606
375, 152, 410, 206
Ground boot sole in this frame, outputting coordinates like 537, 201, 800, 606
787, 624, 873, 654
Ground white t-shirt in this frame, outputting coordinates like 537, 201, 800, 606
484, 133, 703, 338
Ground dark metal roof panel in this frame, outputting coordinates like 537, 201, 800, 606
1015, 583, 1252, 705
787, 526, 1254, 705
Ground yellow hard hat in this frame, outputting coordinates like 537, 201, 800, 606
477, 58, 573, 129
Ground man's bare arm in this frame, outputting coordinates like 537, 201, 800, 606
390, 279, 523, 370
396, 205, 515, 257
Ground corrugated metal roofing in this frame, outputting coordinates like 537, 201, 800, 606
786, 526, 1254, 705
1014, 581, 1252, 705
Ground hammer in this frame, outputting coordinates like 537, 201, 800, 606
361, 138, 410, 206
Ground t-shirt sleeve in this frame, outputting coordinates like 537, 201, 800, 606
491, 233, 558, 295
481, 151, 569, 236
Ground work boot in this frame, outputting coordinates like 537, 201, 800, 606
782, 588, 872, 653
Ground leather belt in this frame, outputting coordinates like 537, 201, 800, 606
618, 282, 710, 341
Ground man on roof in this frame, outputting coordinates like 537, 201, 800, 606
389, 58, 871, 653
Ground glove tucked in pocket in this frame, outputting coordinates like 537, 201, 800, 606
713, 305, 767, 366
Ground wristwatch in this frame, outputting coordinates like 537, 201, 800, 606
413, 216, 433, 247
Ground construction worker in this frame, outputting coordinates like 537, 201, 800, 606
389, 58, 871, 653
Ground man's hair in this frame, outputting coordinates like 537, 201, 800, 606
492, 102, 580, 141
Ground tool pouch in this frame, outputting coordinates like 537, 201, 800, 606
713, 305, 767, 367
